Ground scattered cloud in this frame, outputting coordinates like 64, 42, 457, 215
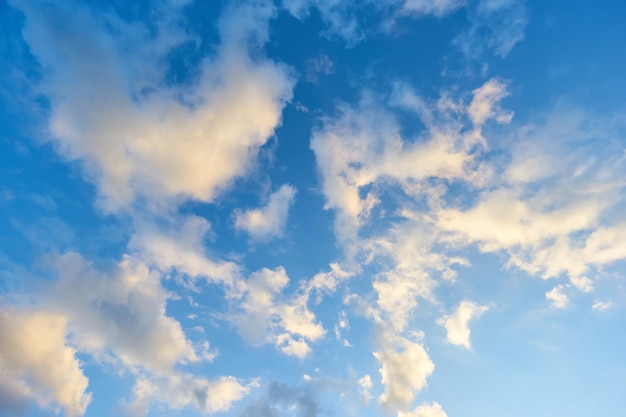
438, 300, 489, 349
357, 375, 373, 401
126, 374, 255, 417
0, 308, 91, 417
398, 402, 448, 417
15, 0, 294, 212
236, 267, 325, 357
235, 184, 297, 242
374, 333, 435, 412
545, 285, 569, 309
453, 0, 528, 58
592, 301, 613, 311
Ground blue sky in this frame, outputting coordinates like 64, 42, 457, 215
1, 0, 625, 416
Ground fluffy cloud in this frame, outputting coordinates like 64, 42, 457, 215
0, 308, 91, 417
129, 215, 244, 297
45, 252, 198, 373
438, 300, 488, 349
15, 0, 294, 212
126, 374, 254, 416
437, 106, 626, 293
374, 333, 435, 412
398, 402, 448, 417
545, 285, 569, 309
357, 375, 373, 401
236, 267, 325, 357
235, 184, 297, 242
310, 82, 491, 244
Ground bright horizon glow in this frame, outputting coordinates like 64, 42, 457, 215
0, 1, 625, 417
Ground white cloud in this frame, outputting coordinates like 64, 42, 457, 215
369, 217, 470, 332
47, 252, 199, 373
467, 78, 513, 127
310, 82, 498, 244
453, 0, 527, 58
282, 0, 467, 45
402, 0, 465, 17
15, 0, 294, 212
357, 375, 373, 401
545, 285, 569, 309
127, 374, 255, 417
0, 308, 91, 417
437, 106, 626, 293
236, 267, 325, 357
398, 402, 448, 417
438, 300, 488, 349
235, 184, 297, 242
592, 301, 613, 311
129, 215, 244, 297
374, 333, 435, 412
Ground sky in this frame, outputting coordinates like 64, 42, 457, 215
1, 0, 626, 416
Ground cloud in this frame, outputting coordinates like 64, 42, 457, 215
357, 375, 373, 401
310, 82, 492, 244
236, 267, 325, 357
15, 250, 253, 416
374, 333, 435, 412
398, 402, 448, 417
467, 78, 513, 127
126, 374, 255, 416
437, 106, 626, 293
241, 381, 322, 417
235, 184, 297, 242
438, 300, 488, 349
545, 285, 569, 309
14, 0, 294, 212
282, 0, 467, 45
402, 0, 465, 17
46, 252, 199, 373
0, 308, 91, 417
592, 301, 612, 311
129, 215, 244, 297
453, 0, 528, 58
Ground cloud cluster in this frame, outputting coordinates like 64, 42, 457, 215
236, 267, 325, 357
438, 300, 489, 349
0, 308, 91, 417
16, 0, 294, 212
3, 0, 299, 414
374, 333, 435, 412
235, 184, 297, 242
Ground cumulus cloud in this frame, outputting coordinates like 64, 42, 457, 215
32, 251, 251, 415
0, 308, 91, 417
235, 184, 297, 242
127, 374, 254, 416
310, 81, 495, 244
437, 106, 626, 293
241, 381, 322, 417
236, 267, 325, 357
46, 252, 199, 373
592, 301, 612, 311
129, 215, 244, 297
357, 375, 373, 401
374, 333, 435, 412
545, 285, 569, 309
15, 0, 294, 212
438, 300, 488, 349
398, 402, 448, 417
